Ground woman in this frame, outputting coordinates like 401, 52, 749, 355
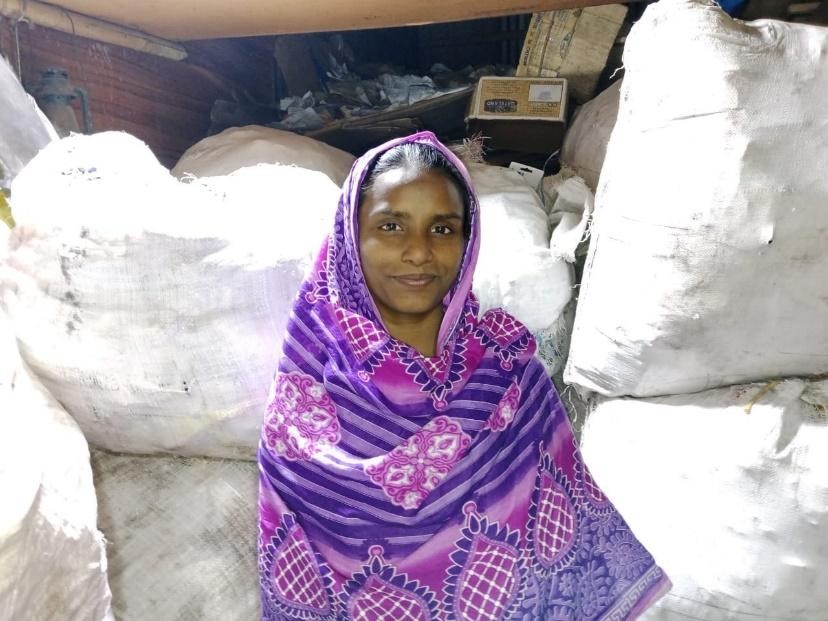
258, 131, 669, 620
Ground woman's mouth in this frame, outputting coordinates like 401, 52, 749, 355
393, 274, 437, 288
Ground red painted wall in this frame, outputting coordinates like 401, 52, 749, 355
0, 20, 274, 167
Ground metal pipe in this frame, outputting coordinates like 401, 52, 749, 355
0, 0, 187, 61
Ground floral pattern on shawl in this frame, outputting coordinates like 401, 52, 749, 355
263, 371, 341, 461
484, 380, 521, 432
364, 416, 472, 510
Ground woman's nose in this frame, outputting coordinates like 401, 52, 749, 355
401, 232, 433, 265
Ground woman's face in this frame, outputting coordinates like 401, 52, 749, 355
358, 166, 466, 330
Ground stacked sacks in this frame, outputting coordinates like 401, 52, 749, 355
1, 130, 575, 618
1, 131, 339, 459
1, 132, 576, 459
0, 310, 112, 621
0, 131, 343, 620
564, 1, 828, 619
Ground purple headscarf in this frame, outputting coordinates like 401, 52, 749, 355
258, 131, 669, 620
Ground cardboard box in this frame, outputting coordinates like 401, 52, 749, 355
465, 76, 567, 154
516, 5, 628, 104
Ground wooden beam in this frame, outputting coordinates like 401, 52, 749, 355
0, 0, 187, 59
39, 0, 632, 40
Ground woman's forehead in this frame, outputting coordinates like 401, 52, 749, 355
362, 168, 465, 212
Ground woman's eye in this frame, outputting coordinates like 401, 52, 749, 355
379, 223, 402, 232
432, 224, 453, 235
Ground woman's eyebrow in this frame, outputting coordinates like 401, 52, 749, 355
372, 209, 462, 221
375, 208, 409, 219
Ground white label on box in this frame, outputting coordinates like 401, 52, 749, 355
528, 84, 563, 103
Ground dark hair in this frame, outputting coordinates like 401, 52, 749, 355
359, 142, 471, 237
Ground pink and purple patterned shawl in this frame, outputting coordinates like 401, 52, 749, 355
258, 131, 669, 620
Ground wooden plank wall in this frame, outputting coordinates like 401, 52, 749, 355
0, 18, 275, 167
416, 16, 531, 71
341, 16, 531, 74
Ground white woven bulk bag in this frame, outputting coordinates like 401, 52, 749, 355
1, 131, 338, 459
0, 54, 56, 185
172, 125, 355, 185
0, 312, 112, 621
469, 163, 574, 372
92, 450, 259, 621
548, 175, 594, 264
564, 0, 828, 397
580, 378, 828, 620
560, 80, 621, 193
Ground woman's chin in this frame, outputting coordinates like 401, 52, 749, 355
383, 297, 443, 320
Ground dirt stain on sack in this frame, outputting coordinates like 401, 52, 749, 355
59, 244, 88, 284
66, 312, 83, 335
59, 256, 72, 284
64, 290, 80, 307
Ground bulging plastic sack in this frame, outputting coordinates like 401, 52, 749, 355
172, 125, 355, 185
560, 80, 621, 193
581, 377, 828, 620
0, 311, 112, 621
469, 163, 574, 373
566, 0, 828, 397
1, 131, 339, 459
